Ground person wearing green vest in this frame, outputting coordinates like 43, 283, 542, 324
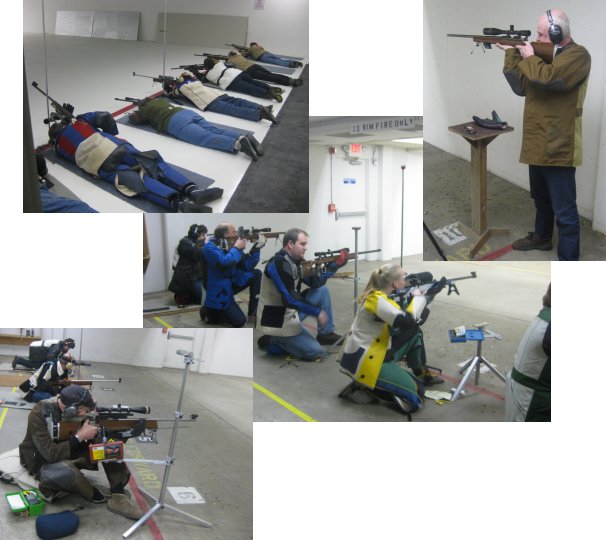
505, 283, 551, 421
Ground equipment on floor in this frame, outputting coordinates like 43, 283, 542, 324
36, 510, 79, 539
5, 488, 45, 517
449, 322, 506, 401
31, 81, 74, 127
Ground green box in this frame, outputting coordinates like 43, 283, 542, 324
5, 488, 45, 517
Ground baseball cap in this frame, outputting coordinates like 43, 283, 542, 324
60, 386, 95, 409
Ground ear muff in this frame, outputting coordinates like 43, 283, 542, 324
547, 10, 563, 44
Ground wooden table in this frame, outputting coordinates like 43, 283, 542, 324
448, 121, 514, 257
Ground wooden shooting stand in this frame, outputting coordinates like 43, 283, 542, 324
448, 121, 514, 258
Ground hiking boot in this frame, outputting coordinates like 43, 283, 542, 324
238, 136, 258, 161
257, 335, 270, 350
107, 493, 143, 520
420, 367, 444, 386
290, 78, 303, 87
512, 232, 553, 251
316, 332, 342, 345
269, 87, 283, 103
173, 199, 212, 213
245, 134, 264, 156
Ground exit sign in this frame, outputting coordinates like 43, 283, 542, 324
349, 143, 361, 154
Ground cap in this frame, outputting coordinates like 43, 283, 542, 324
60, 386, 95, 409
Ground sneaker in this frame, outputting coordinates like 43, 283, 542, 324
316, 332, 342, 345
420, 367, 444, 386
512, 232, 553, 251
107, 493, 144, 520
257, 335, 270, 350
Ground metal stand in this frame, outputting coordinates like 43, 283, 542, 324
450, 324, 506, 402
400, 165, 405, 267
352, 226, 361, 315
122, 350, 212, 538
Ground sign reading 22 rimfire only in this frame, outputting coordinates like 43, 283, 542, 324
350, 117, 422, 134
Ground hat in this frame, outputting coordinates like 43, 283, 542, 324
60, 386, 95, 409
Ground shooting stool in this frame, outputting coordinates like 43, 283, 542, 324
449, 323, 506, 401
448, 122, 514, 258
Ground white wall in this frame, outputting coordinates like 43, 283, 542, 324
424, 0, 606, 232
23, 0, 308, 56
1, 328, 251, 378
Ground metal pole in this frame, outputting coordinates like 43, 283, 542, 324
41, 0, 50, 120
352, 227, 361, 315
162, 0, 168, 77
400, 165, 406, 268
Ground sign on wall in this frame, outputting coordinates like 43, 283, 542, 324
350, 117, 422, 134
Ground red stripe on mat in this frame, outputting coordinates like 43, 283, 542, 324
112, 90, 164, 117
439, 372, 505, 400
127, 471, 164, 540
479, 243, 514, 261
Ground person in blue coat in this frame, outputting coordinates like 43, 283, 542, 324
202, 222, 263, 327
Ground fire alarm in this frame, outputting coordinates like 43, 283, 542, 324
328, 203, 336, 213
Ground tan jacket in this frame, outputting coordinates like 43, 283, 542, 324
503, 42, 591, 167
228, 53, 254, 71
247, 44, 266, 60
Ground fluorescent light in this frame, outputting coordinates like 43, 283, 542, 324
391, 137, 424, 144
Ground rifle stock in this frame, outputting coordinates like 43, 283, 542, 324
52, 378, 122, 388
447, 33, 555, 63
55, 418, 159, 442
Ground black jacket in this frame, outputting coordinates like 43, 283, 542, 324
168, 236, 206, 296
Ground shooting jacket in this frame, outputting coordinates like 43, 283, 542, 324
503, 41, 591, 167
19, 401, 77, 478
136, 98, 183, 133
168, 236, 206, 296
338, 291, 421, 389
28, 340, 64, 362
247, 45, 267, 60
203, 238, 260, 310
205, 61, 242, 90
227, 53, 255, 71
259, 250, 336, 337
505, 307, 551, 421
18, 361, 68, 401
175, 80, 223, 110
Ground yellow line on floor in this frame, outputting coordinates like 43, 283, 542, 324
0, 388, 16, 429
252, 382, 317, 422
154, 317, 173, 328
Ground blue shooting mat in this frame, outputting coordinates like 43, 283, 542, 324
116, 111, 254, 136
38, 146, 215, 213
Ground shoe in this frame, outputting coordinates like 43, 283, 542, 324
420, 367, 444, 386
173, 199, 212, 213
38, 487, 69, 503
91, 486, 111, 504
239, 136, 258, 161
269, 87, 283, 103
290, 78, 303, 87
512, 232, 553, 251
316, 332, 342, 345
184, 186, 223, 204
245, 134, 264, 156
260, 106, 278, 125
199, 306, 207, 321
257, 335, 270, 350
12, 357, 17, 369
107, 493, 144, 520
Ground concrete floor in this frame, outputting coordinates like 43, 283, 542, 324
423, 142, 606, 261
252, 257, 551, 422
0, 358, 252, 539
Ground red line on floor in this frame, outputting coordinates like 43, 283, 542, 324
112, 90, 164, 117
479, 243, 514, 261
127, 469, 164, 540
439, 372, 505, 400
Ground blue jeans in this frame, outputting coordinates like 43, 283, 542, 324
529, 165, 580, 261
267, 285, 335, 361
259, 52, 292, 68
31, 391, 54, 402
207, 95, 261, 122
229, 73, 271, 98
40, 186, 98, 213
206, 300, 247, 328
167, 110, 242, 153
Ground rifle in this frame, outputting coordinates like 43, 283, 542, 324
390, 271, 478, 308
447, 26, 555, 63
132, 72, 177, 86
226, 43, 247, 53
31, 81, 75, 125
51, 378, 123, 388
172, 63, 206, 71
236, 227, 283, 241
194, 53, 229, 60
302, 248, 382, 277
114, 97, 143, 104
52, 404, 198, 444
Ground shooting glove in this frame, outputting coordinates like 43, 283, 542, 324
253, 236, 267, 250
472, 110, 508, 130
426, 276, 448, 296
335, 249, 349, 268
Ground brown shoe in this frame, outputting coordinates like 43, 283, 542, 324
316, 332, 342, 345
512, 232, 553, 251
107, 493, 143, 520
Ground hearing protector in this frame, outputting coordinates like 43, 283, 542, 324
546, 10, 563, 44
62, 389, 93, 421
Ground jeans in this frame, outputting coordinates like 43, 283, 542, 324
207, 94, 261, 122
258, 52, 292, 68
30, 391, 54, 402
267, 285, 335, 361
529, 165, 580, 261
167, 109, 242, 153
206, 300, 247, 328
228, 73, 271, 98
247, 65, 292, 86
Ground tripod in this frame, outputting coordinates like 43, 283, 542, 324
450, 324, 506, 402
123, 350, 212, 538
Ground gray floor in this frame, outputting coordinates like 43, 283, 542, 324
423, 142, 606, 261
0, 359, 251, 539
252, 257, 551, 422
